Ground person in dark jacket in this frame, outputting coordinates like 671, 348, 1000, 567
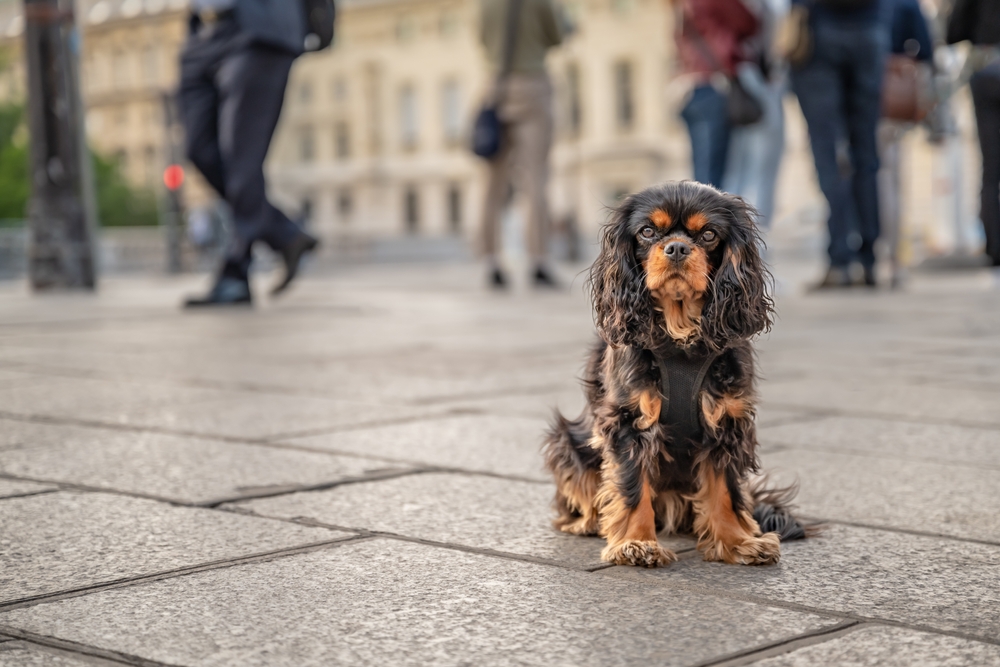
948, 0, 1000, 269
791, 0, 889, 289
181, 0, 318, 307
674, 0, 759, 189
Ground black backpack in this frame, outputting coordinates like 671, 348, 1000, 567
302, 0, 336, 52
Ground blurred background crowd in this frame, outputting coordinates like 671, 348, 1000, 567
0, 0, 995, 292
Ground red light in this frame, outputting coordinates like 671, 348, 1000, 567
163, 164, 185, 191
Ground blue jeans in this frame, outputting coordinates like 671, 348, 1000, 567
723, 63, 786, 228
681, 84, 730, 189
792, 22, 887, 269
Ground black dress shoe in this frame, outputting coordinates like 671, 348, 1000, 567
809, 266, 852, 291
271, 232, 319, 296
532, 266, 559, 289
489, 267, 508, 289
184, 276, 252, 307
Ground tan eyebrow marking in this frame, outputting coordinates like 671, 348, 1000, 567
686, 212, 709, 232
650, 209, 672, 228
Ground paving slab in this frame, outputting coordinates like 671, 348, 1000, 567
0, 539, 838, 667
758, 415, 1000, 466
285, 414, 552, 480
751, 625, 1000, 667
605, 524, 1000, 640
761, 448, 1000, 543
759, 373, 1000, 426
0, 421, 412, 505
0, 479, 57, 500
0, 642, 103, 667
232, 472, 696, 568
0, 491, 348, 603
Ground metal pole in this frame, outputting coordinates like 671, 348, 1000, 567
22, 0, 96, 289
161, 92, 183, 274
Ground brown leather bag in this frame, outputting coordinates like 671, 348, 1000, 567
881, 55, 934, 122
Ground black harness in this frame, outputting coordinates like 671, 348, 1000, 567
654, 343, 720, 445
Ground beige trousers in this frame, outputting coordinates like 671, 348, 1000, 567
479, 74, 554, 261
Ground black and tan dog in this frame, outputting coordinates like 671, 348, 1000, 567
543, 181, 809, 568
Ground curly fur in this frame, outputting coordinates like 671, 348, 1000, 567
543, 181, 810, 568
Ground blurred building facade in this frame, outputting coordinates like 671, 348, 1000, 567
0, 0, 689, 247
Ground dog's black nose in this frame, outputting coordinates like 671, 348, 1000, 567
664, 241, 691, 262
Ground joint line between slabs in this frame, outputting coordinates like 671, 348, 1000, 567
801, 516, 1000, 549
0, 535, 370, 614
758, 403, 1000, 432
690, 620, 864, 667
0, 627, 181, 667
597, 571, 1000, 647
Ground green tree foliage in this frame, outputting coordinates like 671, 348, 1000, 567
0, 102, 159, 227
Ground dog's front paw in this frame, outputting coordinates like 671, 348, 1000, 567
601, 539, 677, 568
702, 532, 781, 565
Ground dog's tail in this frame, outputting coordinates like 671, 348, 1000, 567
749, 477, 822, 541
542, 410, 602, 478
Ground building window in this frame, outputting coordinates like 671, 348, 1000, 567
338, 189, 352, 223
112, 49, 128, 90
396, 16, 417, 43
613, 60, 634, 131
441, 79, 461, 146
299, 81, 313, 105
447, 183, 462, 233
334, 121, 350, 160
141, 45, 159, 85
566, 62, 582, 136
399, 84, 418, 150
404, 186, 419, 233
332, 78, 348, 103
299, 126, 315, 162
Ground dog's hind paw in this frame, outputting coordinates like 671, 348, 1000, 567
601, 539, 677, 568
703, 532, 781, 565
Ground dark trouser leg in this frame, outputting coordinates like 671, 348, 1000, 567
844, 29, 885, 270
682, 85, 731, 189
215, 46, 300, 263
178, 36, 226, 199
971, 66, 1000, 265
793, 50, 853, 268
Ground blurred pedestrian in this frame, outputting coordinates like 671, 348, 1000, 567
947, 0, 1000, 271
478, 0, 569, 289
877, 0, 934, 288
722, 0, 789, 230
674, 0, 759, 189
791, 0, 888, 289
181, 0, 319, 307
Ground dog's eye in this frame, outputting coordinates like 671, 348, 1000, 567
702, 230, 716, 242
639, 227, 655, 239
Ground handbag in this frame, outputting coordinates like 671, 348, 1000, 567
881, 55, 933, 122
301, 0, 336, 52
775, 4, 812, 69
471, 0, 522, 159
685, 14, 764, 127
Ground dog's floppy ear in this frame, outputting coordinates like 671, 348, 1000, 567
589, 197, 655, 348
701, 195, 774, 348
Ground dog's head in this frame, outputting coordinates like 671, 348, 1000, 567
590, 181, 773, 351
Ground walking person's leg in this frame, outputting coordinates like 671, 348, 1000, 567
479, 126, 514, 287
214, 45, 317, 295
510, 77, 557, 285
792, 42, 854, 286
178, 40, 225, 198
970, 65, 1000, 267
682, 85, 730, 189
877, 121, 904, 285
845, 27, 886, 285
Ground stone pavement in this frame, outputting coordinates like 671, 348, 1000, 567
1, 242, 999, 666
